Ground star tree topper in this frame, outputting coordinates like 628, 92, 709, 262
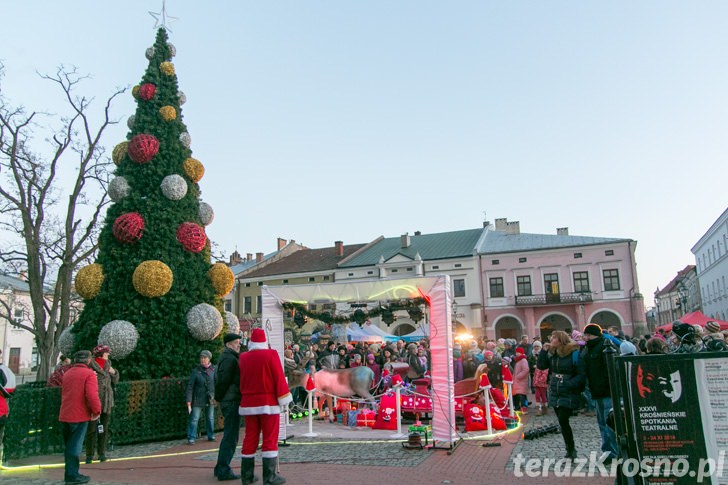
149, 0, 178, 31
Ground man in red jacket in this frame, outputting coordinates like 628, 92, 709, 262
60, 350, 102, 485
239, 328, 291, 485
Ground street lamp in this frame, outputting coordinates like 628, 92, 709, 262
654, 295, 661, 326
677, 282, 688, 317
452, 300, 458, 322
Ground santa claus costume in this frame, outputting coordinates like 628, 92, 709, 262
239, 328, 292, 485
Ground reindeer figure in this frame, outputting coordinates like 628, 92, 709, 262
288, 366, 377, 421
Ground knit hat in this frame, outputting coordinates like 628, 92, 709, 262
93, 345, 110, 357
619, 341, 637, 356
515, 347, 525, 355
366, 353, 375, 362
706, 321, 721, 334
484, 350, 494, 360
583, 323, 603, 337
532, 341, 542, 349
672, 322, 694, 339
224, 333, 242, 344
200, 350, 212, 359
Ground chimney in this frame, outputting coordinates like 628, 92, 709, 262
414, 231, 421, 236
246, 253, 253, 262
557, 227, 569, 236
506, 221, 520, 235
401, 233, 411, 248
495, 218, 508, 231
335, 241, 344, 257
483, 220, 490, 228
256, 252, 264, 263
277, 237, 287, 250
229, 250, 243, 265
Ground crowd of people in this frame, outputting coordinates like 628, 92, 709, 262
4, 316, 725, 484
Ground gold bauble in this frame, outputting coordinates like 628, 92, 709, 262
75, 263, 104, 299
208, 263, 234, 297
133, 260, 173, 298
132, 85, 140, 99
112, 142, 129, 166
160, 62, 175, 76
183, 158, 205, 183
159, 106, 177, 121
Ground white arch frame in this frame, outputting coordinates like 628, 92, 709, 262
261, 275, 456, 445
587, 308, 625, 328
491, 313, 525, 336
537, 311, 575, 330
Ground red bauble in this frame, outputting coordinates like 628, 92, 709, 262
127, 134, 159, 164
177, 222, 207, 253
138, 83, 157, 101
113, 212, 145, 244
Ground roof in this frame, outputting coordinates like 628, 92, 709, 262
228, 250, 278, 276
339, 229, 484, 268
477, 227, 631, 254
656, 265, 696, 297
242, 244, 368, 279
0, 273, 30, 292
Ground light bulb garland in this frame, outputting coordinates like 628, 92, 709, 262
281, 298, 428, 325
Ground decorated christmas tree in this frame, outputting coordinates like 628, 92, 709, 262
66, 28, 236, 379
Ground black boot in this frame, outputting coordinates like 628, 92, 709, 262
262, 457, 285, 485
564, 448, 577, 460
240, 457, 258, 485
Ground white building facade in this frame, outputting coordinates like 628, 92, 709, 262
692, 207, 728, 321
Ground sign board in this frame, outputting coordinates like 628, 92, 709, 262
620, 353, 728, 484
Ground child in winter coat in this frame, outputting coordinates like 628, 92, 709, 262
512, 348, 530, 414
532, 343, 550, 415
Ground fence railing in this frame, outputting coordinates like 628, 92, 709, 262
515, 292, 593, 306
4, 378, 222, 461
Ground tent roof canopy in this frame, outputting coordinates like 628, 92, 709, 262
656, 311, 728, 332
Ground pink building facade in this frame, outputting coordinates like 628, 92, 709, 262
477, 219, 646, 340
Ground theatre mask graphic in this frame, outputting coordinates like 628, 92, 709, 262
636, 365, 683, 404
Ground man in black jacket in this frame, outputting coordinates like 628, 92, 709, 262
213, 334, 243, 481
185, 350, 216, 445
582, 323, 619, 462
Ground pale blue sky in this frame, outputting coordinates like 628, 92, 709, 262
2, 1, 727, 306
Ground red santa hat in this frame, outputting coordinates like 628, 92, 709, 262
248, 328, 268, 351
502, 363, 514, 385
479, 374, 492, 390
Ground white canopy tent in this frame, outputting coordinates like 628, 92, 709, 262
401, 325, 430, 342
261, 275, 456, 446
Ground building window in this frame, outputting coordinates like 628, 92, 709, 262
573, 252, 582, 259
224, 300, 232, 312
244, 296, 252, 314
519, 257, 527, 263
245, 282, 251, 287
573, 271, 590, 293
324, 276, 330, 281
489, 277, 504, 298
454, 263, 462, 268
257, 282, 263, 286
492, 259, 500, 265
605, 250, 614, 256
13, 308, 23, 324
517, 276, 532, 296
308, 277, 315, 282
256, 295, 262, 313
367, 271, 374, 275
453, 279, 466, 298
282, 279, 289, 284
544, 273, 559, 294
432, 265, 440, 270
309, 304, 317, 311
391, 269, 398, 273
348, 273, 354, 277
603, 269, 620, 291
406, 267, 413, 272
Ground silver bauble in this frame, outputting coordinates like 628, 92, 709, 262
108, 176, 130, 202
199, 201, 214, 226
187, 303, 224, 341
98, 320, 139, 359
160, 174, 188, 201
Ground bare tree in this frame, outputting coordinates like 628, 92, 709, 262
0, 63, 124, 380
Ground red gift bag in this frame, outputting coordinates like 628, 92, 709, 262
374, 394, 398, 430
464, 404, 488, 432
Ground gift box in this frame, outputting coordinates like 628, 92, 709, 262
356, 410, 376, 428
347, 410, 358, 428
